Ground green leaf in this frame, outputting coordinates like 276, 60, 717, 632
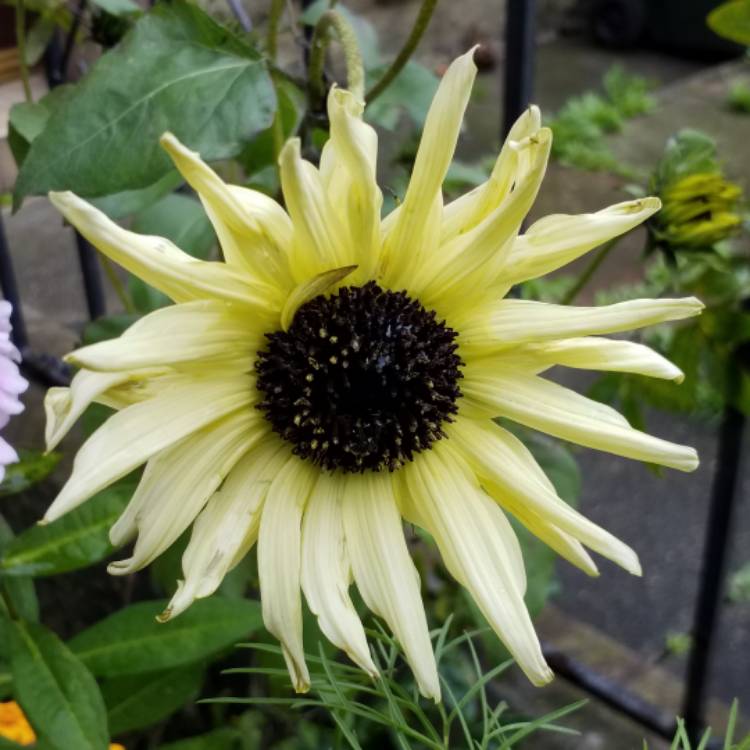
102, 664, 204, 735
708, 0, 750, 45
158, 728, 243, 750
89, 0, 142, 16
0, 451, 61, 498
0, 517, 38, 624
89, 170, 183, 219
7, 619, 108, 750
365, 61, 439, 129
69, 598, 263, 677
0, 484, 134, 577
14, 2, 276, 206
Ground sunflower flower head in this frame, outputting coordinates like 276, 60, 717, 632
648, 129, 745, 252
45, 49, 701, 700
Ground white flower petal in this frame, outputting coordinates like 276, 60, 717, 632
49, 191, 281, 315
160, 133, 293, 286
108, 410, 262, 574
322, 88, 382, 282
459, 297, 704, 352
342, 472, 439, 701
161, 439, 289, 620
44, 374, 254, 522
279, 138, 350, 280
380, 49, 477, 287
301, 472, 377, 677
449, 417, 640, 574
462, 370, 698, 471
280, 265, 357, 332
402, 445, 552, 686
68, 300, 261, 372
258, 455, 317, 693
502, 198, 662, 285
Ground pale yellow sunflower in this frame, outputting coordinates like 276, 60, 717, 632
44, 50, 701, 700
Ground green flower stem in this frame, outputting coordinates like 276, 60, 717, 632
561, 237, 620, 305
100, 255, 136, 314
365, 0, 438, 105
0, 580, 19, 621
266, 0, 285, 62
308, 10, 365, 105
15, 0, 33, 103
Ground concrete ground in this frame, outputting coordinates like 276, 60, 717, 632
1, 2, 749, 746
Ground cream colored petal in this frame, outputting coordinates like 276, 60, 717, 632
258, 455, 317, 693
380, 49, 477, 287
440, 105, 542, 244
459, 297, 704, 352
417, 129, 552, 308
280, 265, 357, 331
68, 300, 261, 372
49, 192, 282, 315
323, 88, 382, 282
301, 472, 377, 677
402, 445, 552, 686
160, 439, 289, 620
44, 374, 254, 522
160, 133, 293, 287
449, 417, 639, 574
520, 337, 684, 381
45, 369, 144, 451
502, 198, 662, 285
107, 410, 261, 575
343, 471, 439, 701
462, 370, 698, 471
279, 138, 350, 280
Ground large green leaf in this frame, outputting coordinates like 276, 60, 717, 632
158, 729, 242, 750
7, 620, 108, 750
89, 170, 183, 220
365, 61, 439, 129
14, 2, 276, 207
0, 484, 134, 577
69, 598, 262, 677
102, 664, 204, 735
0, 451, 61, 498
0, 517, 38, 625
708, 0, 750, 45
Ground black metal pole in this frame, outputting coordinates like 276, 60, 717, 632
0, 213, 29, 351
502, 0, 536, 138
683, 401, 746, 742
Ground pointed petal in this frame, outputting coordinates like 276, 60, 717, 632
279, 138, 350, 280
107, 410, 262, 574
402, 445, 553, 686
449, 417, 640, 574
322, 88, 382, 282
68, 300, 261, 372
258, 455, 317, 693
417, 128, 552, 308
380, 49, 477, 287
280, 265, 357, 331
502, 198, 661, 284
44, 375, 254, 522
161, 440, 289, 620
462, 370, 698, 471
49, 191, 281, 315
459, 297, 704, 352
440, 105, 542, 244
520, 337, 684, 382
342, 472, 439, 701
160, 133, 293, 286
301, 472, 377, 676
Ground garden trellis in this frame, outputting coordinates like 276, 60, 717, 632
0, 0, 745, 746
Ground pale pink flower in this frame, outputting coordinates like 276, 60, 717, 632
0, 301, 28, 482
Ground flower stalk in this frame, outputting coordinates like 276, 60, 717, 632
561, 237, 619, 305
15, 0, 33, 103
365, 0, 438, 105
308, 10, 364, 105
